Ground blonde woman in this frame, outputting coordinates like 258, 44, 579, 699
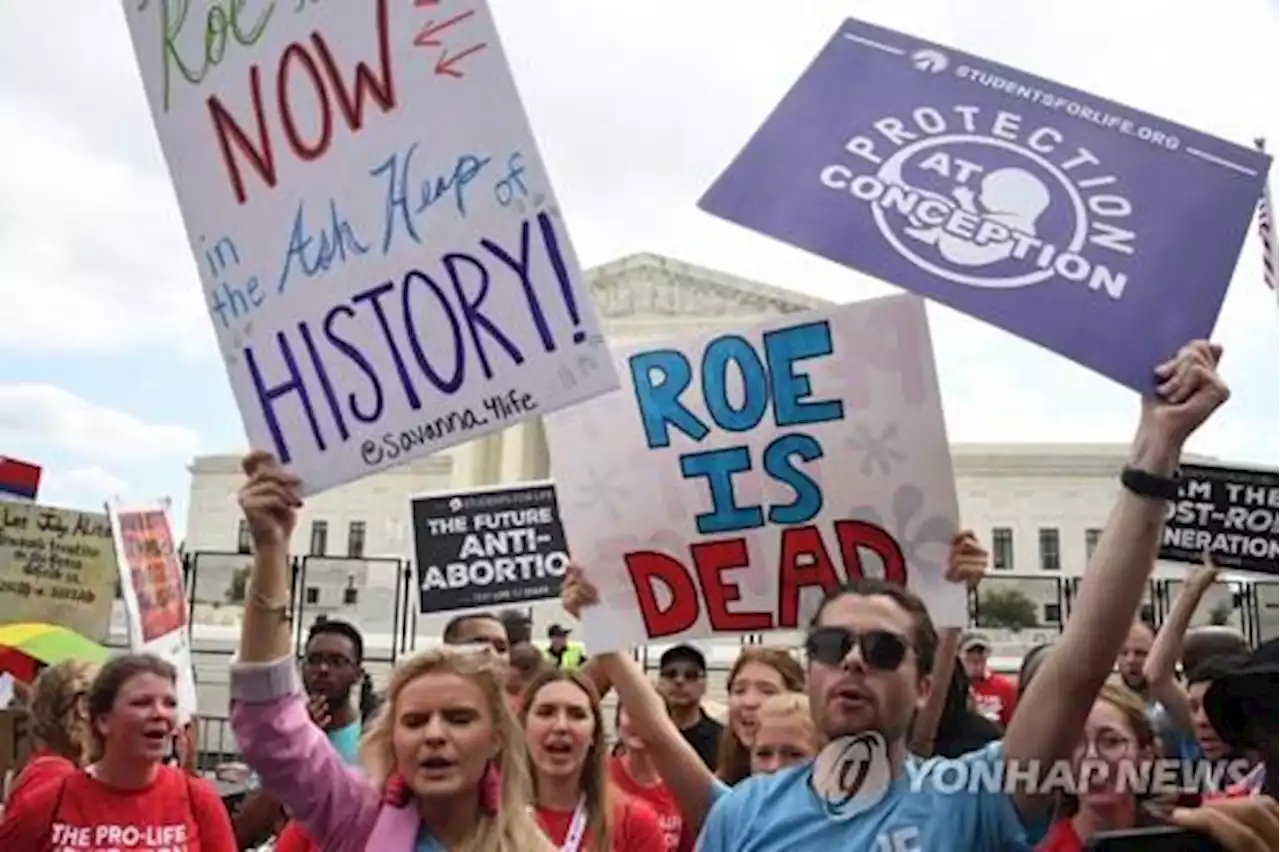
229, 452, 553, 852
4, 660, 96, 811
749, 694, 820, 776
521, 668, 665, 851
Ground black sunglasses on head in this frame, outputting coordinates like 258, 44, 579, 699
805, 626, 910, 671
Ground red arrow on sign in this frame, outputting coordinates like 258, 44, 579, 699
435, 42, 487, 78
413, 9, 476, 48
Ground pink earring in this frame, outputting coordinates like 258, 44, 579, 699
479, 761, 501, 814
382, 771, 410, 807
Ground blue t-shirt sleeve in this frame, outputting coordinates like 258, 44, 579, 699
927, 741, 1029, 850
707, 777, 731, 808
695, 782, 743, 852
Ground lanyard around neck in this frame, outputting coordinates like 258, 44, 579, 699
560, 796, 589, 852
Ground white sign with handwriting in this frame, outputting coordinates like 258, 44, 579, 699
122, 0, 617, 494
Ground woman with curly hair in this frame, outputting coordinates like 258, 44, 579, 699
4, 660, 97, 811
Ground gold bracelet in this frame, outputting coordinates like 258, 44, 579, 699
248, 591, 293, 623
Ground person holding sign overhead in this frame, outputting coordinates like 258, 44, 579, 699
693, 340, 1242, 851
227, 452, 554, 852
559, 530, 986, 843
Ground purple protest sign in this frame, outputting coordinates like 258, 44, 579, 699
699, 18, 1272, 391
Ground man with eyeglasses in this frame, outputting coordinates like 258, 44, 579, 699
658, 645, 723, 771
234, 618, 367, 850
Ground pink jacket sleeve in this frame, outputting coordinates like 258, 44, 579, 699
229, 655, 380, 852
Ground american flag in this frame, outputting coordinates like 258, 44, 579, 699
1256, 138, 1278, 294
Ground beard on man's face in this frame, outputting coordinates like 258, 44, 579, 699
1120, 671, 1147, 693
305, 676, 353, 708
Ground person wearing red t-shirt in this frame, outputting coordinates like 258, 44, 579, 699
610, 706, 690, 852
1035, 683, 1166, 852
0, 653, 236, 851
5, 660, 97, 813
960, 632, 1016, 728
522, 668, 665, 852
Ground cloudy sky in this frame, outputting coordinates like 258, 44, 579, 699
0, 0, 1276, 539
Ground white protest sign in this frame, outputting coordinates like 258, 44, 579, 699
122, 0, 617, 495
108, 500, 198, 723
546, 294, 965, 651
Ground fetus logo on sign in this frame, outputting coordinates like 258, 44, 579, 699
819, 101, 1139, 298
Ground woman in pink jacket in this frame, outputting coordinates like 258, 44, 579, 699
230, 451, 554, 852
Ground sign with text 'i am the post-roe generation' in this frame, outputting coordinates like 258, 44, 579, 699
122, 0, 617, 495
700, 18, 1271, 393
1161, 463, 1278, 575
545, 294, 966, 652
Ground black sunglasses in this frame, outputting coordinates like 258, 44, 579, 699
805, 627, 910, 671
659, 666, 704, 682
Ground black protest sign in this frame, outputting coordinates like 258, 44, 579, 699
1161, 463, 1278, 575
412, 481, 568, 614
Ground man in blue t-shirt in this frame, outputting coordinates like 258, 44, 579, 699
696, 339, 1234, 852
696, 577, 1025, 851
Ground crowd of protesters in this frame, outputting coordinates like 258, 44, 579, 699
0, 339, 1275, 851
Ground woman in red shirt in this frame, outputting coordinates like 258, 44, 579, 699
5, 660, 97, 811
1036, 682, 1163, 851
610, 706, 690, 852
0, 653, 236, 851
522, 668, 665, 852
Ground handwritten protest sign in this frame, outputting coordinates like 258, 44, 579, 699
545, 294, 964, 651
412, 481, 567, 613
108, 500, 198, 721
1162, 463, 1278, 575
0, 503, 116, 641
122, 0, 616, 495
700, 18, 1271, 393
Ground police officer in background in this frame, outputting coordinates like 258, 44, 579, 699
544, 623, 588, 670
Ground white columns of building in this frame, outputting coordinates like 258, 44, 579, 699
454, 420, 550, 490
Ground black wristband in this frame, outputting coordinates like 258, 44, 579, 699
1121, 465, 1181, 500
